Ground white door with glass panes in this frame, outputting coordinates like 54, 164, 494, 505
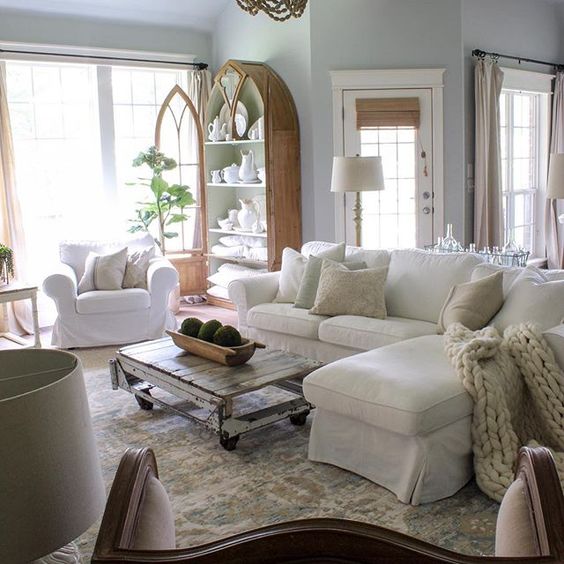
343, 89, 434, 249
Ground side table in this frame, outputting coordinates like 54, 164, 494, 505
0, 284, 41, 348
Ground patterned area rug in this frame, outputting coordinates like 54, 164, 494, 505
76, 346, 498, 560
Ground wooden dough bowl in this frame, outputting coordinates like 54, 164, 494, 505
166, 330, 265, 366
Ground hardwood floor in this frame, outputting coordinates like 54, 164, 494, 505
0, 304, 237, 350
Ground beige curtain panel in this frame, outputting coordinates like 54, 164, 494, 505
546, 72, 564, 269
474, 59, 505, 249
0, 62, 32, 334
356, 97, 420, 129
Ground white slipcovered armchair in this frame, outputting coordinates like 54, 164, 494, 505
43, 234, 178, 348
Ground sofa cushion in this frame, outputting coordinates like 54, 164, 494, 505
319, 315, 437, 351
385, 249, 484, 323
76, 288, 150, 314
492, 267, 564, 332
247, 303, 328, 340
303, 335, 473, 436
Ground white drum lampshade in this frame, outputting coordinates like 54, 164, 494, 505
0, 349, 105, 563
331, 156, 385, 193
331, 156, 385, 246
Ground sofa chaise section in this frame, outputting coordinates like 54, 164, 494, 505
303, 335, 474, 505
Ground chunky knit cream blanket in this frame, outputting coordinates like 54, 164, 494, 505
444, 322, 564, 502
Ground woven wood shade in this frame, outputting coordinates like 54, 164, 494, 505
356, 98, 420, 129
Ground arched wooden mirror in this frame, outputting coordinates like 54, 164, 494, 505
155, 84, 207, 295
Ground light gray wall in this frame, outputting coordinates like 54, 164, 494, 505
461, 0, 563, 243
309, 0, 465, 242
0, 10, 212, 63
213, 4, 315, 241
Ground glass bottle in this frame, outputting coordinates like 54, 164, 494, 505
442, 224, 458, 252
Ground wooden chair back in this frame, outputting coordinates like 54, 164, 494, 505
92, 446, 564, 563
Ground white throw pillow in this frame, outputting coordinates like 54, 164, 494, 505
218, 235, 244, 247
274, 243, 346, 303
492, 267, 564, 332
123, 246, 155, 290
78, 247, 128, 294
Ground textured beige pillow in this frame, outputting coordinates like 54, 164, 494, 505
78, 247, 128, 294
310, 261, 388, 318
438, 271, 504, 334
123, 246, 156, 289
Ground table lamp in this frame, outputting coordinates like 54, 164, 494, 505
0, 349, 105, 563
547, 153, 564, 224
331, 156, 385, 246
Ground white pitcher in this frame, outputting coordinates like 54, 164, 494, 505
237, 198, 259, 231
239, 150, 258, 182
208, 116, 222, 142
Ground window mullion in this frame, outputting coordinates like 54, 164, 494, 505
96, 65, 118, 206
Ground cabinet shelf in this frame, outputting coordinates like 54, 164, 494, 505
207, 182, 266, 188
209, 228, 267, 238
204, 60, 301, 307
205, 139, 265, 146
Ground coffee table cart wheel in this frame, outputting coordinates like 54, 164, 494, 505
135, 389, 154, 411
290, 410, 310, 426
220, 434, 240, 451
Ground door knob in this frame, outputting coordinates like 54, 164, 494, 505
423, 191, 431, 200
423, 206, 431, 215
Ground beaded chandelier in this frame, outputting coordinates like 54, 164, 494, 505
235, 0, 308, 22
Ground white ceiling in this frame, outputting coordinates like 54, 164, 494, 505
0, 0, 231, 32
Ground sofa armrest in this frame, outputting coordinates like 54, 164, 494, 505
544, 324, 564, 371
228, 272, 280, 332
42, 263, 78, 313
148, 258, 179, 311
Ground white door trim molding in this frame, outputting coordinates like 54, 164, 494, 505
331, 68, 446, 244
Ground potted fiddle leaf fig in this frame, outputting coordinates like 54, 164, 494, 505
127, 146, 195, 253
0, 243, 14, 286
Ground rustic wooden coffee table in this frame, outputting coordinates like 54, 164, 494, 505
110, 338, 321, 450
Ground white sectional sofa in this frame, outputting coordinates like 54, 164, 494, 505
228, 242, 564, 505
229, 241, 485, 363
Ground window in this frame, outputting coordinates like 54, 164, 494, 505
5, 59, 200, 295
6, 62, 104, 283
498, 69, 551, 258
359, 127, 417, 248
111, 67, 187, 230
500, 90, 540, 252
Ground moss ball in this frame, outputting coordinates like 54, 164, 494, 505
213, 325, 242, 347
197, 319, 223, 342
180, 317, 203, 337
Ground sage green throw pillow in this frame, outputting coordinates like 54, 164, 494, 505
310, 261, 388, 318
294, 257, 367, 310
437, 270, 504, 334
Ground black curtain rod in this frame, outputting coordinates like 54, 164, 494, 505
472, 48, 563, 71
0, 47, 208, 70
